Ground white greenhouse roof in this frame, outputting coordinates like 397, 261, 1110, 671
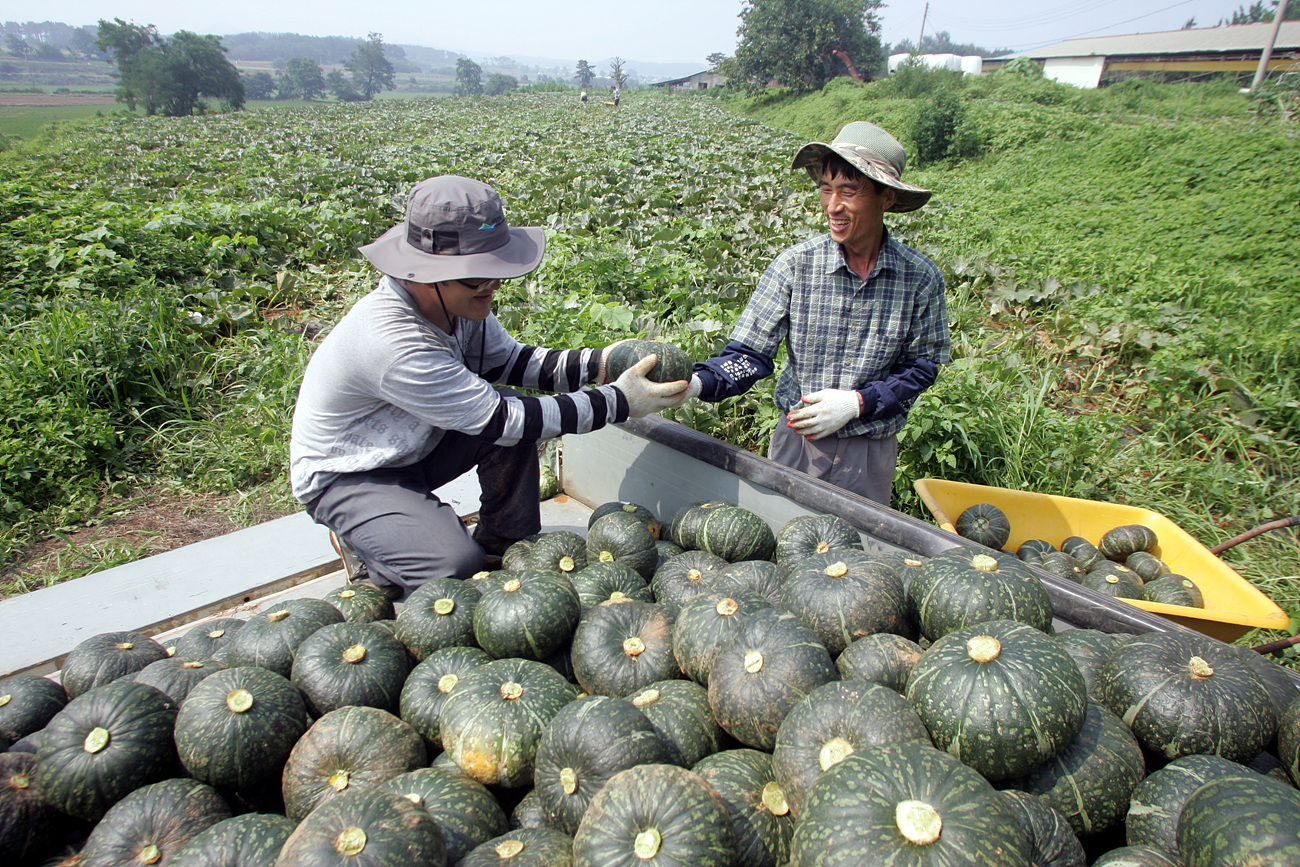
1015, 21, 1300, 59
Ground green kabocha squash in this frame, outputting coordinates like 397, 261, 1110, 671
1124, 754, 1253, 854
382, 766, 508, 864
772, 680, 930, 818
34, 680, 178, 822
0, 751, 61, 864
170, 812, 296, 867
473, 570, 581, 661
697, 504, 777, 563
1060, 536, 1105, 569
1124, 551, 1169, 582
789, 741, 1032, 867
0, 674, 68, 749
1008, 701, 1145, 838
525, 530, 589, 575
707, 607, 838, 752
1279, 700, 1300, 790
509, 788, 552, 831
954, 502, 1012, 549
1176, 773, 1300, 867
714, 559, 787, 606
1082, 563, 1145, 600
1016, 538, 1057, 563
836, 632, 924, 694
571, 560, 654, 612
1099, 524, 1158, 561
693, 749, 794, 867
323, 583, 397, 624
604, 338, 693, 384
909, 547, 1055, 641
281, 705, 427, 822
628, 679, 726, 768
289, 621, 412, 717
395, 576, 481, 661
398, 644, 493, 753
589, 500, 661, 540
667, 500, 732, 550
79, 777, 231, 867
1038, 551, 1087, 583
573, 763, 738, 867
1141, 574, 1204, 608
533, 694, 667, 835
171, 617, 245, 662
653, 539, 685, 571
459, 827, 575, 867
998, 789, 1086, 867
781, 550, 910, 655
571, 598, 680, 698
672, 589, 771, 686
1095, 631, 1276, 763
773, 514, 863, 572
225, 598, 344, 678
131, 656, 225, 704
539, 464, 560, 500
650, 549, 728, 605
59, 630, 171, 698
440, 657, 577, 788
1091, 846, 1182, 867
906, 619, 1088, 782
502, 535, 540, 572
174, 664, 308, 794
277, 786, 446, 867
1053, 628, 1119, 699
587, 510, 659, 579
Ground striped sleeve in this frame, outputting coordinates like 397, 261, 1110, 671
482, 345, 600, 393
477, 384, 628, 446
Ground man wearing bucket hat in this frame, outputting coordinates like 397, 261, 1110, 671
290, 175, 689, 600
685, 121, 950, 505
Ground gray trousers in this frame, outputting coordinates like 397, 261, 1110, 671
305, 428, 540, 596
768, 413, 899, 506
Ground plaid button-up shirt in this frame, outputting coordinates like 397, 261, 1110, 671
730, 230, 950, 439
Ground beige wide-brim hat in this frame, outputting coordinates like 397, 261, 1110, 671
360, 175, 545, 283
791, 121, 932, 213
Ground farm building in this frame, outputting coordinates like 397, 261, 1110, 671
984, 21, 1300, 88
651, 69, 730, 90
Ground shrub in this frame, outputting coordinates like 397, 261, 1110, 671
910, 90, 983, 165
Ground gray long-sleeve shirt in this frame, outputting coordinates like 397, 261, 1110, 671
290, 276, 626, 503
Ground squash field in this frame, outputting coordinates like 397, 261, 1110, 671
0, 84, 1298, 649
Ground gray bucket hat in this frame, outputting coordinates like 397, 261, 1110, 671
791, 121, 932, 213
360, 176, 545, 282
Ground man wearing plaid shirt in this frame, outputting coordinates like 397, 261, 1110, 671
686, 122, 950, 505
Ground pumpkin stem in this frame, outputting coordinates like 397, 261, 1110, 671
501, 681, 523, 700
437, 674, 460, 694
182, 661, 204, 669
268, 609, 291, 623
0, 695, 11, 708
434, 597, 456, 615
496, 839, 526, 859
504, 579, 522, 593
623, 637, 646, 657
966, 635, 1002, 664
208, 629, 226, 639
11, 773, 30, 789
825, 561, 849, 579
971, 554, 999, 573
342, 644, 367, 664
599, 550, 615, 562
716, 598, 740, 616
226, 689, 254, 713
335, 827, 367, 856
1188, 656, 1215, 678
633, 828, 662, 859
631, 688, 660, 708
328, 770, 350, 791
818, 736, 855, 771
896, 799, 943, 845
338, 589, 356, 599
560, 767, 578, 794
761, 781, 790, 816
687, 569, 703, 582
138, 844, 162, 864
83, 726, 110, 754
558, 556, 575, 572
744, 650, 765, 674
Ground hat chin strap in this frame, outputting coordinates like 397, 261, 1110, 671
433, 282, 456, 336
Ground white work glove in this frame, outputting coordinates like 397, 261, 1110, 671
786, 389, 862, 441
683, 374, 703, 401
613, 354, 690, 418
598, 339, 635, 384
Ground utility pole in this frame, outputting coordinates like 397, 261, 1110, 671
918, 2, 929, 53
1250, 0, 1291, 91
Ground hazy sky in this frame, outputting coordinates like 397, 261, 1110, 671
33, 0, 1255, 64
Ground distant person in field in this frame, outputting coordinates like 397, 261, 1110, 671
290, 176, 688, 600
613, 85, 620, 106
580, 90, 588, 104
685, 121, 950, 506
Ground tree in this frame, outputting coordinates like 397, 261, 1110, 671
733, 0, 885, 93
706, 51, 728, 68
455, 57, 483, 96
574, 59, 596, 88
608, 56, 629, 89
243, 70, 276, 100
280, 56, 325, 99
1220, 0, 1300, 24
344, 32, 395, 99
484, 73, 518, 95
326, 69, 363, 101
96, 18, 245, 116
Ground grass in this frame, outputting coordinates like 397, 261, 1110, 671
0, 104, 119, 140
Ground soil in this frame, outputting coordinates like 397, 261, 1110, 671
2, 487, 298, 595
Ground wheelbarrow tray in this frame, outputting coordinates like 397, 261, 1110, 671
914, 478, 1290, 642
